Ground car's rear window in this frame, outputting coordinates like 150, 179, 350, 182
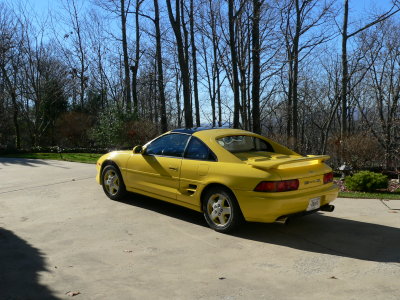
216, 135, 274, 153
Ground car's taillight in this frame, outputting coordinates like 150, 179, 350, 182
323, 172, 333, 184
254, 179, 299, 192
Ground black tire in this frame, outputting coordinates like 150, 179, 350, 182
101, 164, 126, 201
202, 187, 243, 233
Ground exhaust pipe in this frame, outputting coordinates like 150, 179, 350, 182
320, 204, 335, 212
275, 216, 289, 225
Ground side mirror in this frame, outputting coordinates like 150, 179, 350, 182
133, 145, 143, 154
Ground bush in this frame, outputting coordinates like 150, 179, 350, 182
327, 132, 383, 169
89, 105, 159, 148
55, 112, 94, 147
89, 105, 137, 148
345, 171, 388, 192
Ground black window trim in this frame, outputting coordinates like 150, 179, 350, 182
183, 136, 218, 162
143, 132, 218, 161
143, 132, 191, 159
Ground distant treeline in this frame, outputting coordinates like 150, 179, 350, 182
0, 0, 399, 170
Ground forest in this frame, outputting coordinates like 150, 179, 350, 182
0, 0, 399, 170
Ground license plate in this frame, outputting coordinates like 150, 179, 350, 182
306, 197, 321, 211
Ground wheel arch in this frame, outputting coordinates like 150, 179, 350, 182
100, 160, 121, 185
200, 183, 238, 212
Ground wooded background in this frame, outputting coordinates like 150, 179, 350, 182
0, 0, 399, 169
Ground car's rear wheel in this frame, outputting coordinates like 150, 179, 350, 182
102, 164, 126, 201
202, 187, 243, 233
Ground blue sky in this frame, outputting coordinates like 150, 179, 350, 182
25, 0, 397, 19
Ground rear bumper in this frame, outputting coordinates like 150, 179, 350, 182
234, 184, 339, 223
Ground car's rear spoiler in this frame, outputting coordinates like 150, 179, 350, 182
247, 155, 330, 170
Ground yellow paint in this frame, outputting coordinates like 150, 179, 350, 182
96, 129, 338, 223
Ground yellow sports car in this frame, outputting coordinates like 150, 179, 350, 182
96, 128, 338, 232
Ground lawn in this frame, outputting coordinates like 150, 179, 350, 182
339, 191, 400, 200
0, 153, 103, 164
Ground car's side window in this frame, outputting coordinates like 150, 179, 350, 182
184, 137, 217, 161
145, 134, 189, 157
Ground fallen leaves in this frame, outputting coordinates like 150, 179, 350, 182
66, 291, 80, 297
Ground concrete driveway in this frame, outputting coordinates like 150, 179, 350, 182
0, 157, 399, 299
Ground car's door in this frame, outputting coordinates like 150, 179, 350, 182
125, 133, 190, 200
178, 136, 217, 205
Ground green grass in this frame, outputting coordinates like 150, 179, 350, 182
339, 191, 400, 200
0, 153, 103, 164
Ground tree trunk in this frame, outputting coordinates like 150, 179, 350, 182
69, 0, 86, 110
287, 53, 293, 143
176, 69, 182, 127
154, 0, 168, 132
217, 70, 222, 127
166, 0, 193, 128
11, 91, 21, 149
228, 0, 241, 128
201, 34, 215, 126
251, 0, 261, 134
209, 0, 222, 127
131, 0, 142, 116
291, 0, 301, 151
153, 63, 159, 124
120, 0, 132, 112
340, 0, 349, 162
1, 65, 21, 149
190, 0, 200, 127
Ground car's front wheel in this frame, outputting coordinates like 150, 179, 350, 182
202, 187, 243, 233
101, 164, 126, 201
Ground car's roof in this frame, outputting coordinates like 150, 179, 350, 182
171, 127, 252, 136
170, 127, 228, 134
166, 127, 295, 163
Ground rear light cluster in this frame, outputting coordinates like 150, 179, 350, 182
323, 172, 334, 184
255, 172, 333, 193
254, 179, 299, 192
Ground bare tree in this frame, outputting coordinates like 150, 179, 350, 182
280, 0, 334, 150
354, 22, 400, 168
0, 6, 21, 148
130, 0, 144, 116
251, 0, 262, 133
228, 0, 241, 128
154, 0, 168, 132
340, 0, 400, 142
120, 0, 132, 112
190, 0, 200, 127
198, 0, 226, 127
166, 0, 193, 128
62, 0, 89, 110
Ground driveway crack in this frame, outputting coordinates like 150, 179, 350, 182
0, 177, 93, 194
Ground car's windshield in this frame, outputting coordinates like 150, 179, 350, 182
216, 135, 274, 153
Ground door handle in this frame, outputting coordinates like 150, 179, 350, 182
169, 166, 178, 171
